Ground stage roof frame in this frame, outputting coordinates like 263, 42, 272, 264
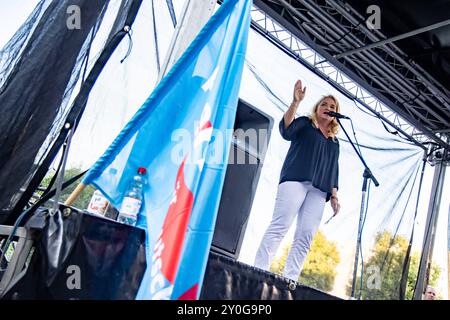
251, 0, 450, 151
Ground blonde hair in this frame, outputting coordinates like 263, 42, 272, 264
310, 95, 340, 139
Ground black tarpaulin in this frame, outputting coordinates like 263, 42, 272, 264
2, 205, 146, 300
200, 251, 341, 300
0, 0, 109, 222
0, 0, 143, 225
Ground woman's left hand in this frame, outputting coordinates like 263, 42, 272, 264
330, 197, 340, 216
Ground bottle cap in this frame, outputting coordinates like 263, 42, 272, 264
138, 167, 147, 175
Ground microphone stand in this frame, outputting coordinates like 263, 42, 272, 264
335, 117, 379, 299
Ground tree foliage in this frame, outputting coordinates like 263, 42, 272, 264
41, 167, 95, 210
347, 230, 441, 300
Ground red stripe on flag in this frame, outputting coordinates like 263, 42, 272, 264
160, 159, 194, 283
177, 283, 199, 300
200, 120, 212, 131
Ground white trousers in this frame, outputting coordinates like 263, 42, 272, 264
254, 181, 326, 281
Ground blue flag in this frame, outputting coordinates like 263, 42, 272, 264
82, 0, 252, 299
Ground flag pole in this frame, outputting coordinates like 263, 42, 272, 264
64, 1, 214, 208
64, 183, 86, 206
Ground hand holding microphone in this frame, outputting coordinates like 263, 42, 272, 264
325, 198, 340, 224
324, 214, 335, 225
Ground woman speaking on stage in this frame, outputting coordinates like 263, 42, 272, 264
254, 80, 341, 281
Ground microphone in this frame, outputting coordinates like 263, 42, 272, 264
324, 215, 335, 225
325, 111, 350, 119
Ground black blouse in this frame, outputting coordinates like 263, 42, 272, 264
279, 116, 339, 202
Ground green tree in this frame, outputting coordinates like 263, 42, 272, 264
406, 252, 440, 300
270, 231, 340, 292
40, 167, 95, 210
346, 230, 441, 300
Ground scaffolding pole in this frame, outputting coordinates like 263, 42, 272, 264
413, 150, 448, 299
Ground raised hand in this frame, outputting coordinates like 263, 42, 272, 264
293, 80, 306, 104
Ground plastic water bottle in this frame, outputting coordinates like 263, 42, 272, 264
118, 167, 147, 226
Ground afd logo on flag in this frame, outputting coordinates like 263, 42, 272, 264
148, 78, 215, 299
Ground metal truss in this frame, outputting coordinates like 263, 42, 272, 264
251, 0, 450, 149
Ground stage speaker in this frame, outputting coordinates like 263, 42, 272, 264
211, 99, 273, 259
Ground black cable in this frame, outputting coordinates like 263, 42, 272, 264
351, 99, 376, 118
120, 28, 133, 64
40, 143, 67, 197
245, 60, 288, 113
165, 0, 177, 27
351, 99, 417, 145
351, 99, 396, 136
151, 0, 160, 73
400, 157, 426, 299
390, 162, 421, 243
349, 118, 363, 156
80, 22, 98, 80
380, 119, 398, 135
378, 163, 421, 273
